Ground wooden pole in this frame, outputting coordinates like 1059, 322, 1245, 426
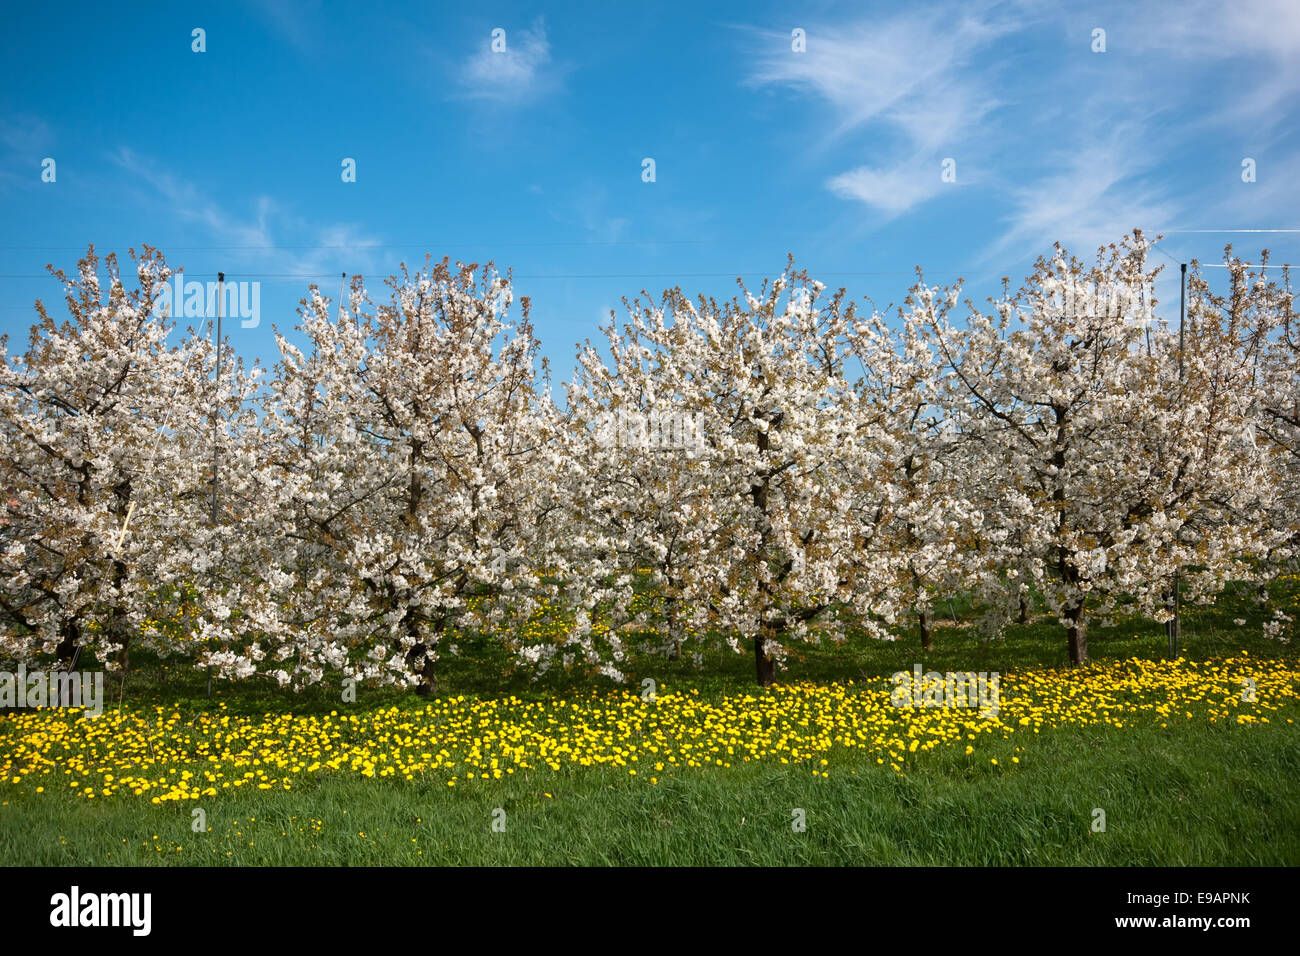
207, 272, 224, 698
1169, 263, 1186, 657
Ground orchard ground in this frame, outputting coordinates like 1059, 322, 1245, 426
2, 579, 1298, 866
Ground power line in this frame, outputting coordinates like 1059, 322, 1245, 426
1197, 263, 1284, 269
1151, 242, 1288, 270
1151, 244, 1180, 264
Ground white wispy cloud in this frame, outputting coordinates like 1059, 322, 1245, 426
457, 18, 563, 104
742, 0, 1300, 256
989, 134, 1176, 262
1117, 0, 1300, 126
241, 0, 326, 55
746, 10, 1010, 143
548, 184, 630, 244
986, 0, 1300, 260
0, 114, 52, 155
827, 161, 948, 218
108, 148, 385, 278
744, 3, 1023, 216
0, 114, 54, 194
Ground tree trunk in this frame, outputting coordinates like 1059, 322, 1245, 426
1052, 407, 1086, 664
55, 621, 79, 669
754, 631, 776, 687
54, 621, 80, 707
1018, 592, 1030, 624
1165, 570, 1182, 656
911, 564, 932, 651
401, 611, 437, 695
666, 596, 682, 660
406, 643, 437, 695
1066, 600, 1088, 664
751, 420, 778, 689
107, 553, 133, 672
105, 605, 132, 673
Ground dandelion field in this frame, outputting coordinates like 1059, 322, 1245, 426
3, 581, 1298, 866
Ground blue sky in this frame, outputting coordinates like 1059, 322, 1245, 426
2, 0, 1299, 378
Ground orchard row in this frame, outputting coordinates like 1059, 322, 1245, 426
1, 233, 1296, 688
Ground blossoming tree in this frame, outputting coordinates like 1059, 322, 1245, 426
0, 246, 216, 674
